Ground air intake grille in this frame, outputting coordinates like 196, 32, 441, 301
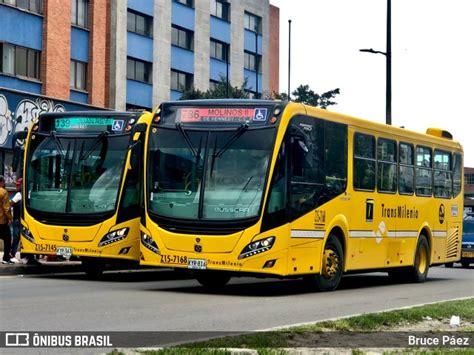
446, 227, 460, 259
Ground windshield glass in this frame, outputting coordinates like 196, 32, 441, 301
26, 134, 129, 214
148, 126, 275, 220
464, 220, 474, 234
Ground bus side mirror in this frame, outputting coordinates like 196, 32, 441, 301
12, 131, 28, 172
128, 123, 147, 148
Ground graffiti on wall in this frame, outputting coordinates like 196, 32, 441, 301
0, 94, 65, 146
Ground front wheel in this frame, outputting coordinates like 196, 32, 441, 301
81, 257, 106, 279
194, 270, 231, 289
305, 235, 344, 291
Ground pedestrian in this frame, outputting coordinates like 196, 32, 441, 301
0, 175, 13, 264
9, 177, 22, 263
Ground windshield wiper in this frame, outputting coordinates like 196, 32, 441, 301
209, 123, 249, 177
175, 123, 198, 156
50, 131, 67, 159
79, 131, 108, 161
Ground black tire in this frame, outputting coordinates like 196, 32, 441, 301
461, 262, 470, 268
81, 257, 105, 279
408, 235, 430, 283
445, 262, 454, 268
305, 235, 344, 291
194, 270, 231, 289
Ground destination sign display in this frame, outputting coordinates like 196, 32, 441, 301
177, 107, 268, 124
54, 117, 125, 132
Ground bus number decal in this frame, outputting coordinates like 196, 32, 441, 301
160, 255, 188, 265
315, 210, 326, 229
35, 244, 57, 252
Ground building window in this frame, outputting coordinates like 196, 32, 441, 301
171, 69, 193, 92
244, 51, 261, 72
127, 57, 152, 84
244, 11, 262, 34
210, 39, 228, 62
0, 0, 42, 14
171, 25, 194, 51
209, 79, 219, 91
71, 0, 88, 28
127, 10, 153, 38
70, 60, 87, 91
174, 0, 193, 7
0, 42, 40, 80
210, 0, 229, 21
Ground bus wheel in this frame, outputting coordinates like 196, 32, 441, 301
306, 235, 344, 291
409, 235, 430, 283
81, 257, 105, 279
194, 270, 231, 289
461, 262, 470, 268
445, 262, 454, 268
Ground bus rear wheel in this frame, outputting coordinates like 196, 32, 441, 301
194, 270, 231, 289
81, 257, 105, 279
305, 235, 344, 291
409, 235, 430, 283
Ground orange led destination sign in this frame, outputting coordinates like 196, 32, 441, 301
178, 107, 268, 123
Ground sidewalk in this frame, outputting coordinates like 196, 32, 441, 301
0, 251, 84, 276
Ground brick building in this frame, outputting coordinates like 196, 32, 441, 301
465, 167, 474, 216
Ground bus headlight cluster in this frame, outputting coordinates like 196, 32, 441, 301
141, 232, 160, 254
98, 228, 128, 247
238, 236, 275, 259
21, 227, 35, 244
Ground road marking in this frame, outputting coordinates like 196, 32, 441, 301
257, 296, 474, 331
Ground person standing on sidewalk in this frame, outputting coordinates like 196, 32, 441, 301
0, 175, 13, 264
9, 178, 22, 263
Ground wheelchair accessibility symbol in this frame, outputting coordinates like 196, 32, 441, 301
112, 120, 124, 131
253, 108, 267, 122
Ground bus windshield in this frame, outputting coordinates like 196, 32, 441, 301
148, 126, 275, 220
26, 133, 129, 214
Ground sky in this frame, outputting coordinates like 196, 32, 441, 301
270, 0, 474, 166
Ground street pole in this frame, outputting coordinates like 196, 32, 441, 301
386, 0, 392, 125
288, 19, 292, 99
255, 31, 259, 99
360, 0, 392, 125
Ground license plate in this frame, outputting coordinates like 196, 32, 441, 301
188, 258, 207, 270
462, 251, 474, 258
56, 247, 73, 259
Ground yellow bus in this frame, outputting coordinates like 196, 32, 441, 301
16, 111, 151, 277
140, 100, 463, 290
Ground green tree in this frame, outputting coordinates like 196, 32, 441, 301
289, 85, 340, 109
180, 76, 250, 100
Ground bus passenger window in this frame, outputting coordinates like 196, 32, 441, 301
415, 146, 432, 196
453, 153, 462, 197
377, 138, 397, 193
399, 142, 414, 194
353, 133, 376, 191
433, 150, 452, 198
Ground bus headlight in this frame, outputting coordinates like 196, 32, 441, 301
239, 236, 275, 259
22, 228, 35, 244
141, 232, 160, 254
98, 228, 128, 247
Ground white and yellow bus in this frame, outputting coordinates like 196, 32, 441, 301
17, 111, 151, 277
140, 100, 463, 290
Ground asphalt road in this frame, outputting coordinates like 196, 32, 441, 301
1, 266, 473, 335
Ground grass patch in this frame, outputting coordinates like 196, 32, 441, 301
157, 298, 473, 350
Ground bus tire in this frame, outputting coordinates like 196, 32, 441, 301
408, 235, 430, 283
306, 235, 344, 292
81, 257, 105, 279
194, 270, 231, 289
461, 262, 470, 268
445, 262, 454, 268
